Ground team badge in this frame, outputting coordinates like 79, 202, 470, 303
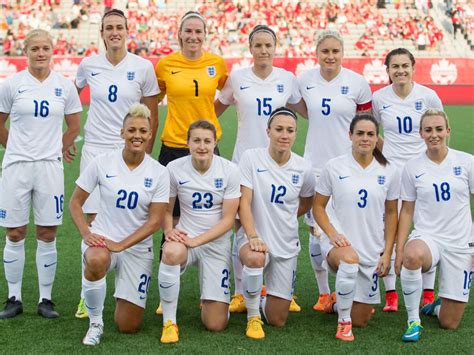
0, 209, 6, 219
127, 71, 135, 81
341, 86, 349, 94
415, 100, 423, 111
453, 166, 462, 176
214, 178, 223, 188
277, 84, 284, 93
377, 175, 385, 185
207, 66, 216, 77
144, 178, 153, 188
292, 174, 299, 185
55, 88, 62, 97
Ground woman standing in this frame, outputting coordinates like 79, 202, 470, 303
313, 115, 399, 341
298, 30, 372, 312
0, 29, 81, 319
373, 48, 443, 311
238, 108, 315, 339
69, 104, 169, 346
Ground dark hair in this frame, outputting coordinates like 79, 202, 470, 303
101, 9, 128, 50
267, 107, 297, 128
384, 48, 415, 84
187, 119, 217, 141
249, 25, 277, 45
349, 114, 389, 166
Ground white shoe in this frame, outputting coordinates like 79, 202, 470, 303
82, 323, 104, 346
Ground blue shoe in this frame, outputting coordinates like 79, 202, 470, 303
402, 320, 422, 342
421, 298, 441, 316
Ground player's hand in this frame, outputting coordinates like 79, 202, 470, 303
376, 253, 391, 277
248, 237, 268, 253
181, 235, 199, 248
394, 247, 404, 277
104, 239, 124, 253
164, 228, 187, 243
83, 233, 106, 248
63, 143, 77, 163
330, 233, 351, 248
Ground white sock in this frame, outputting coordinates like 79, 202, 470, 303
401, 266, 422, 323
383, 257, 397, 292
242, 266, 263, 319
335, 261, 358, 323
434, 303, 441, 318
309, 234, 330, 294
422, 267, 436, 290
158, 262, 180, 325
260, 295, 268, 323
80, 253, 85, 299
36, 239, 57, 302
83, 277, 106, 326
232, 229, 243, 295
3, 238, 25, 301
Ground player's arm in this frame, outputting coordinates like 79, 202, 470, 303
104, 202, 168, 252
239, 186, 268, 252
142, 94, 159, 154
62, 112, 81, 163
287, 99, 308, 119
394, 200, 415, 276
297, 195, 314, 217
0, 112, 9, 147
214, 99, 229, 117
185, 198, 240, 248
313, 192, 350, 247
162, 197, 188, 243
377, 199, 398, 277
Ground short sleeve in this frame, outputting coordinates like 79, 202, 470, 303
64, 79, 83, 114
155, 59, 167, 96
76, 157, 99, 193
75, 60, 87, 89
0, 79, 13, 114
218, 74, 235, 105
300, 164, 316, 197
356, 75, 372, 107
400, 164, 416, 201
152, 168, 170, 203
287, 73, 302, 104
224, 163, 242, 199
141, 60, 160, 97
167, 164, 178, 198
372, 93, 381, 123
428, 90, 443, 110
315, 163, 332, 197
386, 167, 401, 201
468, 154, 474, 194
239, 151, 253, 189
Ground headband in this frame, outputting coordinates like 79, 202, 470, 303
249, 25, 277, 44
267, 107, 297, 128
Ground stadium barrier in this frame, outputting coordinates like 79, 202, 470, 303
1, 56, 472, 105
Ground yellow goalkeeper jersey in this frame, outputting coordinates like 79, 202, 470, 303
155, 51, 228, 148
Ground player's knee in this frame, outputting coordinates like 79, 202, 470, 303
162, 242, 186, 265
84, 251, 109, 279
36, 227, 56, 242
6, 227, 27, 242
340, 250, 359, 265
116, 319, 141, 334
402, 247, 423, 268
266, 313, 287, 327
243, 252, 265, 268
439, 317, 460, 330
203, 318, 228, 332
352, 316, 369, 328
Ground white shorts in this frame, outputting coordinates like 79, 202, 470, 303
237, 235, 297, 301
0, 161, 64, 227
82, 242, 154, 308
80, 143, 122, 214
183, 237, 232, 304
407, 235, 473, 303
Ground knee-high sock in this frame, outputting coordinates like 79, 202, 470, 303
422, 267, 436, 291
383, 257, 397, 292
4, 238, 25, 301
309, 234, 330, 295
242, 266, 263, 319
158, 262, 180, 325
83, 276, 106, 326
401, 267, 422, 323
36, 239, 57, 302
335, 261, 358, 323
232, 228, 244, 295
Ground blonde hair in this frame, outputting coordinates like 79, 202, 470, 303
178, 11, 206, 49
316, 30, 344, 50
24, 29, 54, 50
123, 103, 151, 126
420, 108, 449, 130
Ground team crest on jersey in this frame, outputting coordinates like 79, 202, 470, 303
144, 178, 153, 188
0, 209, 6, 219
214, 178, 223, 188
277, 84, 284, 93
207, 66, 216, 77
341, 86, 349, 95
377, 175, 385, 185
55, 88, 62, 97
127, 71, 135, 81
415, 101, 423, 111
292, 174, 299, 185
453, 166, 462, 176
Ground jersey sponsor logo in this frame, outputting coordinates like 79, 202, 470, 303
91, 72, 100, 76
178, 180, 190, 185
207, 66, 216, 77
0, 209, 6, 219
306, 86, 316, 90
382, 104, 392, 110
44, 262, 57, 268
453, 166, 462, 176
127, 71, 135, 81
3, 259, 18, 264
256, 168, 268, 173
338, 175, 350, 180
292, 174, 299, 185
340, 86, 349, 95
415, 101, 423, 111
415, 173, 425, 179
17, 89, 27, 94
106, 174, 117, 178
463, 291, 469, 296
144, 178, 153, 188
55, 88, 62, 97
171, 70, 181, 75
337, 290, 353, 296
239, 86, 250, 90
377, 175, 385, 185
277, 84, 284, 93
214, 178, 223, 188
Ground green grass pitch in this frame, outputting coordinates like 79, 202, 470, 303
0, 106, 472, 353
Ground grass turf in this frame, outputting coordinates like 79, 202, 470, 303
0, 105, 472, 353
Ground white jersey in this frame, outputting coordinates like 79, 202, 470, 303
239, 148, 315, 258
401, 149, 473, 249
298, 67, 372, 174
316, 154, 400, 265
218, 66, 302, 163
76, 150, 170, 251
0, 70, 82, 169
373, 83, 443, 169
76, 53, 159, 147
168, 155, 241, 242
